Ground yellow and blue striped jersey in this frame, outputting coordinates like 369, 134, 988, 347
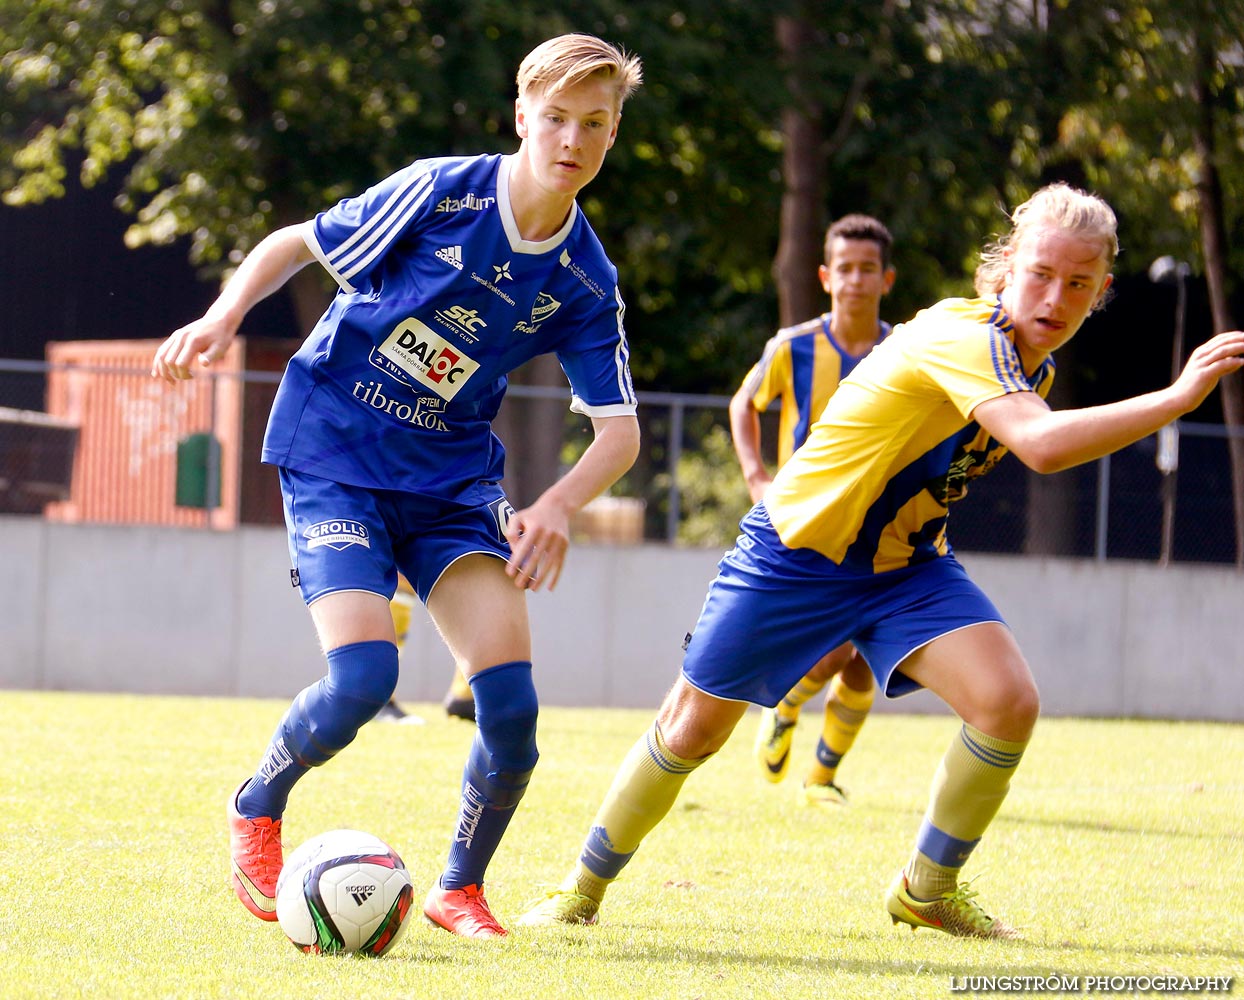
765, 297, 1053, 573
738, 313, 891, 467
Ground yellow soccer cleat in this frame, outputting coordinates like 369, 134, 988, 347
754, 708, 797, 784
516, 889, 600, 927
799, 780, 848, 807
885, 872, 1019, 940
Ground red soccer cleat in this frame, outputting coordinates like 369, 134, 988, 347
227, 781, 283, 921
423, 883, 508, 938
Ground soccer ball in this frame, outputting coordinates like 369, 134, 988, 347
275, 829, 413, 956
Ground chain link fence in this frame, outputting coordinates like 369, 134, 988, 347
2, 355, 1241, 566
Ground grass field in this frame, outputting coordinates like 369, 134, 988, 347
1, 690, 1241, 999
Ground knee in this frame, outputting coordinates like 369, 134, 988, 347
288, 641, 399, 764
472, 662, 539, 770
479, 702, 539, 770
973, 675, 1040, 741
654, 715, 714, 759
1009, 678, 1041, 731
465, 663, 539, 806
840, 652, 874, 692
655, 683, 738, 759
322, 640, 400, 723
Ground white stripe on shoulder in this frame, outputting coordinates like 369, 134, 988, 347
742, 329, 791, 389
338, 181, 435, 283
325, 169, 435, 279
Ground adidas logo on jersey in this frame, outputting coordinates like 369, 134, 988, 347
436, 245, 464, 270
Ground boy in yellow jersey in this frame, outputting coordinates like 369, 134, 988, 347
730, 214, 895, 806
521, 183, 1244, 938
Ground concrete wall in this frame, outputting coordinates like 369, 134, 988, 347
3, 515, 1242, 721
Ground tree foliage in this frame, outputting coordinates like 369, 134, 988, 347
3, 0, 1243, 397
0, 0, 784, 387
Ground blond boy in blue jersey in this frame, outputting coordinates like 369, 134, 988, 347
521, 183, 1244, 938
154, 34, 644, 939
730, 214, 895, 806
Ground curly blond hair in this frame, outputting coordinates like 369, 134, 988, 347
975, 183, 1119, 309
517, 34, 643, 112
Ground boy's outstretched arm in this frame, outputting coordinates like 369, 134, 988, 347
151, 225, 314, 382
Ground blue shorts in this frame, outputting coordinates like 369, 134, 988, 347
681, 505, 1006, 706
279, 469, 515, 606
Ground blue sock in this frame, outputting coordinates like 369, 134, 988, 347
238, 640, 398, 819
440, 661, 538, 889
581, 826, 637, 880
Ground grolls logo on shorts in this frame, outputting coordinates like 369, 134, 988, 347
304, 520, 371, 551
376, 318, 480, 401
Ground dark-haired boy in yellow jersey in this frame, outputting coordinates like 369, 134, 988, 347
729, 214, 895, 805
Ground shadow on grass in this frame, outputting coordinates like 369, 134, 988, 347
868, 800, 1243, 843
504, 923, 1244, 972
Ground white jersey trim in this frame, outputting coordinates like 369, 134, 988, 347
302, 221, 354, 294
425, 549, 508, 602
612, 288, 637, 404
570, 398, 638, 419
304, 585, 390, 607
305, 170, 437, 293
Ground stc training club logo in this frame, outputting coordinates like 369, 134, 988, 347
374, 318, 480, 401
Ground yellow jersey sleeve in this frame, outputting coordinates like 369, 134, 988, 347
739, 335, 792, 415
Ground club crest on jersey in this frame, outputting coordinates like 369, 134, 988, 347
375, 318, 480, 400
514, 291, 562, 335
304, 519, 371, 551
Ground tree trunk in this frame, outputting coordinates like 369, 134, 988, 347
772, 14, 826, 329
1193, 38, 1244, 568
1024, 1, 1092, 557
492, 353, 567, 508
285, 268, 333, 336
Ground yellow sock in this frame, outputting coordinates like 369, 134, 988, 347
567, 721, 710, 901
906, 723, 1028, 899
805, 673, 874, 786
449, 669, 473, 701
777, 672, 827, 724
388, 584, 417, 654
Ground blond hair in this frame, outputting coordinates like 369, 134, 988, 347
975, 183, 1119, 307
517, 34, 643, 112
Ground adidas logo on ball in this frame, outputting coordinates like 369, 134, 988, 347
346, 885, 376, 905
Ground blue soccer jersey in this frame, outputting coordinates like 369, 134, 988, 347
262, 153, 637, 500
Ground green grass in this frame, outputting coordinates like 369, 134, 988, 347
2, 691, 1241, 999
